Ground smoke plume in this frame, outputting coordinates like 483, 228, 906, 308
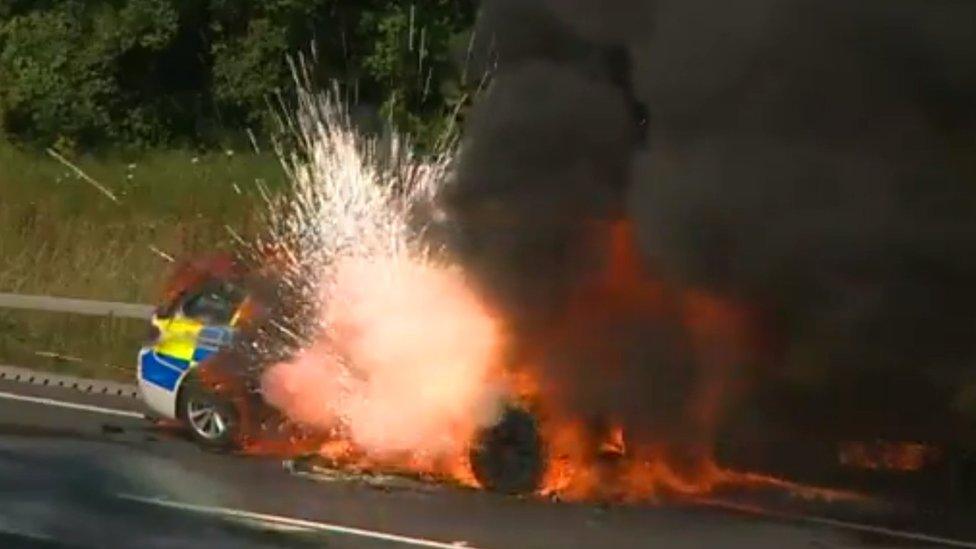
452, 0, 976, 459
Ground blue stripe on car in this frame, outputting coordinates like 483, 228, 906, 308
192, 347, 218, 363
198, 326, 234, 347
139, 349, 191, 391
193, 326, 233, 364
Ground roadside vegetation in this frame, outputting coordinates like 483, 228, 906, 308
0, 142, 283, 301
0, 1, 479, 153
0, 143, 286, 378
0, 309, 142, 381
0, 1, 481, 378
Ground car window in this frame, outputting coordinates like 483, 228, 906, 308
180, 281, 245, 325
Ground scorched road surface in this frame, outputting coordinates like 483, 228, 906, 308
0, 378, 971, 549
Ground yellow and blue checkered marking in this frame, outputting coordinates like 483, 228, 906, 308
139, 349, 191, 391
139, 317, 235, 392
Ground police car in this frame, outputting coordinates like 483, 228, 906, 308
136, 259, 546, 493
137, 276, 247, 449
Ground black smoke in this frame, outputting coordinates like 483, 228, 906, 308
450, 0, 976, 460
451, 0, 706, 459
627, 0, 976, 445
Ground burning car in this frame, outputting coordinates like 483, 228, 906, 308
136, 258, 251, 448
136, 255, 548, 493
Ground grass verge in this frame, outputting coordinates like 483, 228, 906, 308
0, 142, 285, 378
0, 309, 145, 382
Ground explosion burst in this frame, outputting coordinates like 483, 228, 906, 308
254, 68, 505, 480
226, 60, 867, 505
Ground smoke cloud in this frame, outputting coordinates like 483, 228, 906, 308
628, 0, 976, 442
452, 0, 976, 457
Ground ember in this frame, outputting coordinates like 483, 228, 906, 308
838, 441, 942, 472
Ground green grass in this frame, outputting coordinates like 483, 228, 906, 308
0, 142, 287, 378
0, 309, 144, 382
0, 143, 286, 300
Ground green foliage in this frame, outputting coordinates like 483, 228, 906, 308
0, 0, 481, 151
212, 17, 289, 125
353, 1, 480, 147
0, 141, 283, 380
0, 1, 180, 149
0, 5, 112, 149
0, 140, 285, 302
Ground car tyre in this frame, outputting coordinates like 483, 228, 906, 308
470, 407, 544, 495
178, 377, 240, 451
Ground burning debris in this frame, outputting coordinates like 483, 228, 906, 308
838, 442, 943, 473
284, 455, 446, 494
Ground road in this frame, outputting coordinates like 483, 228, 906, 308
0, 378, 974, 548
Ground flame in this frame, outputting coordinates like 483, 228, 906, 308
536, 420, 717, 502
514, 219, 762, 501
211, 202, 847, 503
192, 73, 853, 505
516, 221, 865, 504
534, 419, 865, 503
599, 425, 626, 456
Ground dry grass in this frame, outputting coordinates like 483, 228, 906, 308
0, 309, 144, 381
0, 142, 285, 378
0, 143, 284, 299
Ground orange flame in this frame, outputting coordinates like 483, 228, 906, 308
514, 219, 763, 502
192, 218, 856, 504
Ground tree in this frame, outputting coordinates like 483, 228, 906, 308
0, 0, 481, 151
0, 0, 179, 149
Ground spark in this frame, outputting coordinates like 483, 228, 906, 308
34, 351, 84, 363
247, 128, 262, 154
46, 148, 120, 204
409, 5, 416, 52
149, 245, 176, 263
256, 58, 503, 474
225, 225, 248, 248
268, 319, 305, 346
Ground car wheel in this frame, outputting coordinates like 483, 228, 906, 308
179, 379, 239, 451
470, 407, 544, 495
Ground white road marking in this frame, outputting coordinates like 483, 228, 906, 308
696, 497, 976, 549
118, 494, 476, 549
0, 390, 144, 419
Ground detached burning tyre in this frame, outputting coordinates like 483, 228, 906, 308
470, 407, 544, 495
178, 377, 240, 451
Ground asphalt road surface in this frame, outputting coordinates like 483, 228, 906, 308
1, 378, 975, 548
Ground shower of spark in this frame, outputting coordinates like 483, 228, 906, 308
255, 64, 506, 476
